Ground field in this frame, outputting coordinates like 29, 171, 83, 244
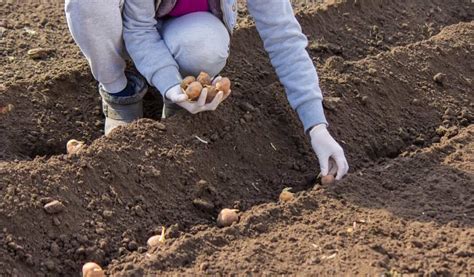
0, 0, 473, 276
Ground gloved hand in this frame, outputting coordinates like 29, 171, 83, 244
310, 124, 349, 180
165, 76, 230, 114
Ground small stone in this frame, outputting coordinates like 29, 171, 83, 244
327, 43, 343, 54
133, 205, 145, 217
368, 68, 377, 75
118, 247, 128, 256
200, 262, 209, 271
243, 113, 253, 122
155, 122, 166, 130
43, 200, 65, 214
75, 246, 86, 256
27, 48, 53, 59
361, 96, 369, 104
454, 249, 472, 257
433, 73, 446, 84
52, 217, 61, 226
50, 242, 60, 256
324, 56, 345, 72
127, 241, 138, 251
24, 254, 34, 266
192, 198, 215, 212
411, 240, 423, 248
210, 133, 219, 141
44, 259, 55, 271
411, 98, 420, 105
414, 136, 425, 146
196, 180, 207, 186
96, 228, 106, 235
444, 107, 455, 116
239, 102, 255, 112
102, 210, 113, 219
98, 239, 108, 249
436, 126, 448, 136
460, 118, 469, 126
323, 97, 341, 111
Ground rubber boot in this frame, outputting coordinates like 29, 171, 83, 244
99, 72, 148, 136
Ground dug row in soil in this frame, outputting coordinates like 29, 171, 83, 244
0, 0, 473, 276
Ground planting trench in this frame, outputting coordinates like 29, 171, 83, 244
0, 0, 473, 276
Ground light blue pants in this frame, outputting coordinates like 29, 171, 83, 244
65, 0, 230, 93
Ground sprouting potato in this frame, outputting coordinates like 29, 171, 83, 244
279, 187, 294, 202
147, 226, 166, 248
217, 208, 239, 227
66, 139, 84, 155
147, 235, 161, 248
185, 81, 203, 101
181, 76, 196, 90
197, 71, 212, 86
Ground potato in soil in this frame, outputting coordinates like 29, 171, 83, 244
66, 139, 84, 155
82, 262, 104, 277
321, 175, 335, 186
279, 188, 294, 202
217, 208, 239, 227
185, 81, 203, 101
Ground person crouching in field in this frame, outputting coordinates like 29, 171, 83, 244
65, 0, 349, 180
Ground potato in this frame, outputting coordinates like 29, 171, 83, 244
181, 76, 196, 90
205, 85, 218, 103
321, 175, 335, 186
82, 262, 104, 277
185, 81, 203, 101
215, 77, 231, 94
217, 208, 239, 227
197, 72, 212, 86
279, 188, 294, 202
147, 235, 161, 248
87, 269, 105, 277
66, 139, 84, 155
147, 226, 166, 248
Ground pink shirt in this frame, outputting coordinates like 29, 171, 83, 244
168, 0, 209, 17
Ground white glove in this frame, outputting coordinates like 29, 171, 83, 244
165, 77, 230, 114
310, 124, 349, 180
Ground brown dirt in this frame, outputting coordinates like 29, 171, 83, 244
0, 0, 473, 276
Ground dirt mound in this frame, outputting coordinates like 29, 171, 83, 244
108, 126, 474, 276
0, 0, 473, 276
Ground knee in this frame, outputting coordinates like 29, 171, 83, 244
65, 0, 87, 14
164, 13, 230, 77
180, 41, 230, 77
65, 0, 112, 17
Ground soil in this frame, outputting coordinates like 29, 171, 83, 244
0, 0, 473, 276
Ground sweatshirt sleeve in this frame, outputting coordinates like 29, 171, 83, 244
122, 0, 182, 95
247, 0, 327, 132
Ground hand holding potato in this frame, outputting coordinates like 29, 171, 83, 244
165, 72, 232, 114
